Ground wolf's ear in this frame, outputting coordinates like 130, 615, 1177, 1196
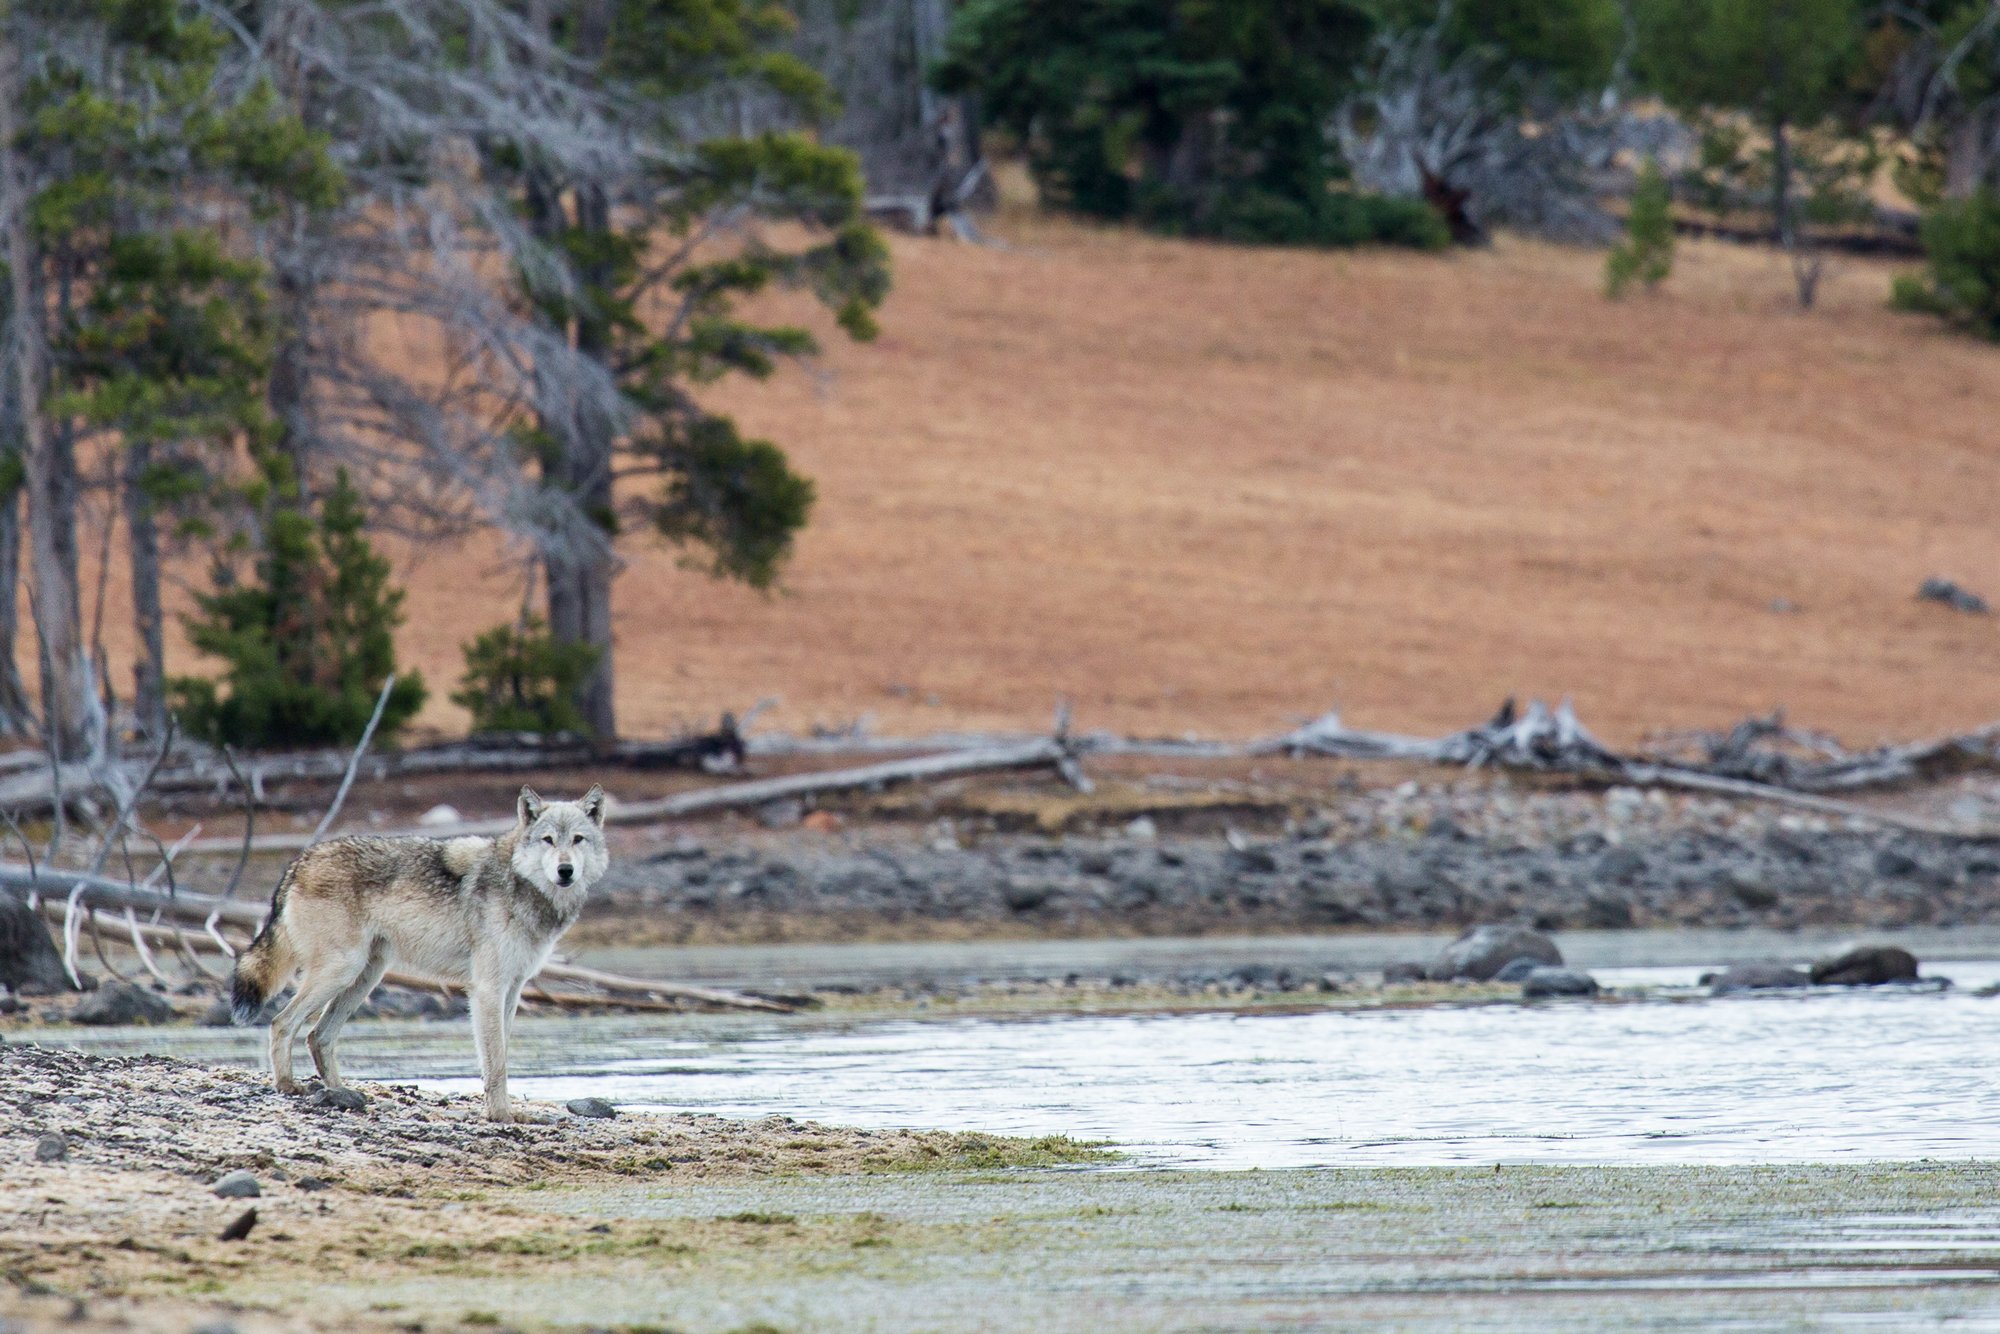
517, 786, 544, 826
581, 784, 607, 828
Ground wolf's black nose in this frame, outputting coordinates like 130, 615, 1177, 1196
557, 865, 574, 885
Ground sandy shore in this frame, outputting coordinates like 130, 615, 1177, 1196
0, 1041, 1106, 1332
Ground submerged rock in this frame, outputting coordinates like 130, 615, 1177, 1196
1427, 925, 1561, 982
1810, 945, 1919, 986
1521, 968, 1600, 999
1707, 963, 1810, 995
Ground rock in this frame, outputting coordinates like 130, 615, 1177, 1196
1381, 962, 1427, 985
1873, 848, 1922, 879
0, 891, 73, 995
1582, 893, 1635, 929
295, 1176, 330, 1192
1709, 963, 1810, 995
1723, 869, 1778, 909
1594, 847, 1648, 884
305, 1087, 368, 1112
1427, 925, 1562, 982
756, 798, 805, 829
1918, 577, 1989, 614
212, 1170, 262, 1199
1492, 957, 1546, 983
218, 1207, 258, 1242
1123, 816, 1158, 842
70, 981, 175, 1026
566, 1097, 617, 1119
1810, 945, 1919, 986
33, 1132, 66, 1162
1225, 844, 1279, 876
359, 988, 448, 1019
198, 999, 235, 1027
1001, 879, 1054, 913
1522, 968, 1600, 999
417, 803, 463, 826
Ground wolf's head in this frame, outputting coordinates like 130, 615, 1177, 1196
510, 785, 609, 895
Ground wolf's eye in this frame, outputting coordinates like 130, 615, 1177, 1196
542, 834, 556, 845
572, 834, 585, 845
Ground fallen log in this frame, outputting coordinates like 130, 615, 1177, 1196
9, 867, 793, 1013
1249, 700, 2000, 836
178, 737, 1074, 854
0, 718, 752, 819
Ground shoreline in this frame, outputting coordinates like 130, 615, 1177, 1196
10, 1035, 2000, 1332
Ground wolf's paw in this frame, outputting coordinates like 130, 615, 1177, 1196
274, 1076, 307, 1095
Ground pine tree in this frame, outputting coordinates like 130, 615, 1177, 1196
476, 0, 894, 739
1892, 190, 2000, 339
171, 465, 426, 748
2, 0, 341, 748
1606, 160, 1676, 297
452, 617, 600, 737
934, 0, 1448, 248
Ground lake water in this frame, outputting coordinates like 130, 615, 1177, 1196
412, 961, 2000, 1169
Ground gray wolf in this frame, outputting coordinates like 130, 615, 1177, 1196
230, 785, 609, 1122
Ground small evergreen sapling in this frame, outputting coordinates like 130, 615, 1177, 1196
172, 466, 425, 748
452, 617, 601, 737
1606, 159, 1675, 298
1892, 191, 2000, 341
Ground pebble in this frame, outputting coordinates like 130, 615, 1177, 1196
212, 1169, 262, 1199
305, 1087, 368, 1113
566, 1097, 617, 1119
33, 1132, 66, 1162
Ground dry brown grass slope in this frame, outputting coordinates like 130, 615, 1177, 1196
104, 202, 2000, 747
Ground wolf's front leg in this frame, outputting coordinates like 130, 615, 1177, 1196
469, 976, 519, 1122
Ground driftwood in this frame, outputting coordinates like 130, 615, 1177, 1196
5, 866, 792, 1013
178, 736, 1075, 854
0, 715, 753, 819
1259, 699, 2000, 839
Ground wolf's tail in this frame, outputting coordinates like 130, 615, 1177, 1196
230, 868, 298, 1025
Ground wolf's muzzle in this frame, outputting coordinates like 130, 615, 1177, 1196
557, 864, 575, 885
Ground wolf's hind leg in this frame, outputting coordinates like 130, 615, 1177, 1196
269, 949, 371, 1095
308, 943, 389, 1092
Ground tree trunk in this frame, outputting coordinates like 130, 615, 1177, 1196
536, 0, 619, 742
1770, 114, 1793, 250
123, 440, 166, 738
549, 175, 618, 742
0, 480, 32, 736
0, 35, 90, 760
1944, 100, 2000, 199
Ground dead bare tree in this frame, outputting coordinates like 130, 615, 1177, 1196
1336, 17, 1677, 244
